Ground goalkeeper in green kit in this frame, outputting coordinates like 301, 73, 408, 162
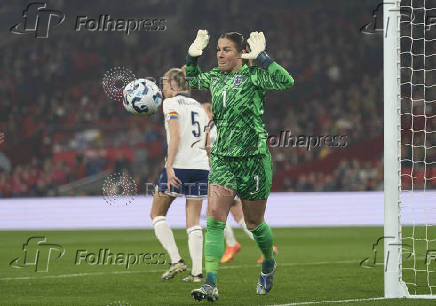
186, 29, 294, 301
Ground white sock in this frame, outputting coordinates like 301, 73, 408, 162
239, 218, 254, 240
187, 225, 203, 276
152, 216, 181, 264
224, 222, 237, 247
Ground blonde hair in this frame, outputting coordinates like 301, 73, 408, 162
164, 66, 190, 92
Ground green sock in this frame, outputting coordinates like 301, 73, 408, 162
250, 222, 275, 273
204, 217, 226, 286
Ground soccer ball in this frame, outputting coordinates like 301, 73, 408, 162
122, 78, 162, 117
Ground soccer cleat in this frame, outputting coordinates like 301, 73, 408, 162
182, 273, 203, 282
161, 259, 187, 280
220, 242, 241, 263
257, 246, 278, 264
191, 284, 219, 302
256, 262, 277, 295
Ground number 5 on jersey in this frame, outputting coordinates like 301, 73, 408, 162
191, 111, 201, 137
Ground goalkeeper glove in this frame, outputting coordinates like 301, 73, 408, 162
242, 31, 274, 69
188, 29, 210, 57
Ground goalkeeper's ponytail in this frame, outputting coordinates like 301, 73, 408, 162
219, 32, 252, 67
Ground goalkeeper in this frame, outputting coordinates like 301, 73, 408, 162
186, 30, 294, 301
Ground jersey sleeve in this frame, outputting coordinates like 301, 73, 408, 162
250, 62, 295, 91
163, 98, 179, 121
185, 64, 214, 90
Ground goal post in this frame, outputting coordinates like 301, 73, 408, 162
384, 0, 409, 298
384, 0, 436, 299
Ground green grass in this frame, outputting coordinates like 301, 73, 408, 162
0, 227, 435, 305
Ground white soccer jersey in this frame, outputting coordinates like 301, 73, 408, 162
163, 94, 209, 170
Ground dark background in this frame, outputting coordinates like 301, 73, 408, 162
0, 0, 433, 197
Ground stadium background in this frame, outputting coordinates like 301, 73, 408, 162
1, 0, 424, 198
1, 1, 436, 305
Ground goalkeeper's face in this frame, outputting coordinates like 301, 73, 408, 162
217, 38, 243, 72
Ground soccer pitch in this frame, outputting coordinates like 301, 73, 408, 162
1, 227, 435, 305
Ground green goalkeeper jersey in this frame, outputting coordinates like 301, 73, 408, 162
186, 62, 294, 157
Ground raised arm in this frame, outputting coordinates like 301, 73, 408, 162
242, 31, 294, 90
185, 30, 212, 90
185, 59, 213, 90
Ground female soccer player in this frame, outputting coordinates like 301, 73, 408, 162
186, 30, 294, 301
202, 102, 255, 264
150, 67, 210, 282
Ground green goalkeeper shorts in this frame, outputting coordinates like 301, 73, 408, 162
208, 152, 273, 201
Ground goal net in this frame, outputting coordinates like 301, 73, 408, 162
385, 0, 436, 298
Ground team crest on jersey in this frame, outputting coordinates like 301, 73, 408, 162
234, 75, 243, 86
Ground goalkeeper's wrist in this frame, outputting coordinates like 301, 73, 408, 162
186, 54, 199, 66
257, 51, 274, 69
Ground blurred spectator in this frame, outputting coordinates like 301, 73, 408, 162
114, 153, 132, 175
72, 154, 87, 180
0, 0, 433, 197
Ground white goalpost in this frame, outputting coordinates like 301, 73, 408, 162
384, 0, 436, 299
384, 0, 407, 298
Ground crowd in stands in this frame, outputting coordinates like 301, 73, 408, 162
0, 0, 433, 198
